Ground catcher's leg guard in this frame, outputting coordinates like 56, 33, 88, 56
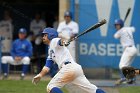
96, 89, 106, 93
50, 87, 63, 93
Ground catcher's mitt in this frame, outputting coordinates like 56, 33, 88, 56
122, 67, 136, 79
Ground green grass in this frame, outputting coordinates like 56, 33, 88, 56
0, 80, 140, 93
118, 86, 140, 93
0, 80, 67, 93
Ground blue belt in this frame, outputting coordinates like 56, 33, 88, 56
64, 61, 71, 65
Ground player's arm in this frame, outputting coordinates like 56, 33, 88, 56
71, 23, 79, 38
57, 23, 66, 39
130, 27, 135, 33
32, 58, 54, 85
114, 32, 121, 39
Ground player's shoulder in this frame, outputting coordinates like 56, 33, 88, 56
122, 27, 135, 32
0, 20, 9, 24
25, 39, 31, 43
51, 38, 61, 43
39, 19, 46, 23
70, 21, 78, 25
50, 38, 61, 48
71, 20, 78, 24
13, 39, 20, 44
30, 19, 35, 23
59, 21, 65, 25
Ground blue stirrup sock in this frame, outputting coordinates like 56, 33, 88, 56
22, 64, 29, 74
96, 89, 106, 93
2, 63, 8, 74
50, 87, 63, 93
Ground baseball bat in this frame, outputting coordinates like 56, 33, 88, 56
68, 19, 106, 43
124, 7, 131, 22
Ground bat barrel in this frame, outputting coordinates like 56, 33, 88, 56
68, 19, 107, 43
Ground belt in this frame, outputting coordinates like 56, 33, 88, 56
128, 45, 132, 47
124, 45, 133, 49
64, 61, 71, 65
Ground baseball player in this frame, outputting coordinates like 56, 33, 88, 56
30, 12, 46, 36
0, 10, 13, 55
1, 28, 33, 80
57, 11, 79, 61
32, 28, 105, 93
114, 19, 137, 85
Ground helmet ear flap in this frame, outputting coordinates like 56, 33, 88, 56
47, 33, 52, 40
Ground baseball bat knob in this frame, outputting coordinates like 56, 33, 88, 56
100, 19, 107, 24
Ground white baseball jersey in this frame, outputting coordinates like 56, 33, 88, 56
30, 19, 46, 36
57, 21, 79, 37
0, 20, 13, 53
114, 27, 135, 48
47, 38, 98, 93
48, 38, 75, 69
57, 21, 79, 61
0, 20, 13, 39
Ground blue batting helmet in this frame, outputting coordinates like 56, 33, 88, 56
64, 11, 72, 18
114, 19, 124, 27
42, 28, 58, 40
19, 28, 27, 34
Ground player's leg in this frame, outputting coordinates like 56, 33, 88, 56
1, 56, 14, 79
117, 46, 137, 84
20, 57, 30, 79
123, 46, 137, 84
116, 49, 130, 85
47, 64, 77, 93
71, 64, 105, 93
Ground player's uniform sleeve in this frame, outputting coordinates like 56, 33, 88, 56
26, 41, 33, 57
45, 58, 54, 69
41, 20, 46, 30
130, 27, 135, 33
114, 30, 121, 39
57, 23, 63, 33
43, 21, 46, 28
8, 22, 13, 39
72, 22, 79, 34
30, 21, 34, 32
50, 38, 63, 48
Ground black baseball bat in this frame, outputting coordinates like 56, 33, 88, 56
68, 19, 107, 43
124, 8, 131, 22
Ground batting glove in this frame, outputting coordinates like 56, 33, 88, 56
32, 74, 42, 85
61, 40, 70, 46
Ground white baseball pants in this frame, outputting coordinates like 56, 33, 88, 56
119, 46, 137, 69
47, 63, 97, 93
1, 56, 30, 65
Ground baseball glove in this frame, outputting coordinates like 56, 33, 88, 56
122, 67, 136, 79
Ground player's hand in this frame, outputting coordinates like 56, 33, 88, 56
64, 41, 70, 46
32, 74, 42, 85
61, 39, 70, 46
15, 56, 22, 62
